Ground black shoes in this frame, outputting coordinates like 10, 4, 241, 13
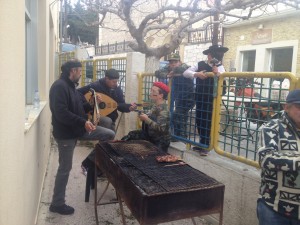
49, 204, 75, 215
192, 146, 209, 156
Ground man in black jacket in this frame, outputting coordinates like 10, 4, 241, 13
183, 45, 228, 155
154, 53, 194, 140
78, 68, 137, 130
78, 69, 137, 174
49, 59, 115, 215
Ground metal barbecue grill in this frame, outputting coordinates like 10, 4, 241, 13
94, 140, 225, 225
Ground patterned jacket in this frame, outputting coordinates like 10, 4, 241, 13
258, 112, 300, 220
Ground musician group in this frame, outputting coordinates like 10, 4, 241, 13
48, 59, 171, 215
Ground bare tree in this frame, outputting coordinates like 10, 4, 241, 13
81, 0, 299, 71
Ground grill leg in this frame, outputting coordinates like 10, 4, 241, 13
191, 217, 197, 225
94, 163, 99, 225
219, 207, 224, 225
117, 192, 127, 225
85, 166, 95, 202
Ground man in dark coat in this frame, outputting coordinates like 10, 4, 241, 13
78, 69, 137, 173
78, 68, 137, 130
155, 53, 194, 140
49, 59, 115, 215
183, 45, 228, 155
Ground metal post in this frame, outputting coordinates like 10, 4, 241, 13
212, 0, 220, 45
59, 0, 63, 52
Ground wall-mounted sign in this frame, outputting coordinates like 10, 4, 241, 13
251, 29, 272, 45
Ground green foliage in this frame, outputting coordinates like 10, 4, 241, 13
67, 1, 98, 45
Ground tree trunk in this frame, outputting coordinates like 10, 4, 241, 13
145, 56, 161, 73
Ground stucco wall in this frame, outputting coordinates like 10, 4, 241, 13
0, 1, 26, 224
0, 1, 56, 225
24, 104, 51, 224
183, 43, 211, 66
169, 146, 260, 225
223, 11, 300, 75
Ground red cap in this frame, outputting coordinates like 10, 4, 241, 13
153, 82, 170, 93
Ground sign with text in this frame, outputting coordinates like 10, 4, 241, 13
251, 29, 272, 45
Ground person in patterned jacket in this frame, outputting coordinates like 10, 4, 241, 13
257, 89, 300, 225
122, 82, 171, 152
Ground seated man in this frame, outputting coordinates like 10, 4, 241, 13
79, 68, 137, 175
257, 89, 300, 224
78, 68, 137, 131
122, 82, 171, 152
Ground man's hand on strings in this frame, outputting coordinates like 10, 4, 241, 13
95, 93, 103, 104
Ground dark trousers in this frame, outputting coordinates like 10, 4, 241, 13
195, 81, 213, 147
173, 107, 190, 137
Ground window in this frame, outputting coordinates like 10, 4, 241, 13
241, 50, 256, 72
270, 48, 293, 72
25, 0, 38, 104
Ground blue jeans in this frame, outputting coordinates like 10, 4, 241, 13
257, 200, 300, 225
51, 126, 115, 206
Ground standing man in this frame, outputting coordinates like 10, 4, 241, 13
257, 89, 300, 225
155, 53, 194, 140
183, 45, 228, 155
49, 59, 115, 215
78, 68, 137, 172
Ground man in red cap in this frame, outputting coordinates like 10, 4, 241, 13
183, 45, 228, 155
122, 82, 171, 152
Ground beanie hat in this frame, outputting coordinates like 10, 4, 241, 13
105, 68, 120, 79
153, 82, 170, 93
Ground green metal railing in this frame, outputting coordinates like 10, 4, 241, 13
138, 72, 298, 168
214, 72, 297, 168
80, 58, 127, 93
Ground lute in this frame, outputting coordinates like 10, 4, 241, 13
85, 90, 152, 120
85, 91, 118, 118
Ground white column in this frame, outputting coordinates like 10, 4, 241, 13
115, 52, 145, 139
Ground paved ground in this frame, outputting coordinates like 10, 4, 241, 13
36, 141, 212, 225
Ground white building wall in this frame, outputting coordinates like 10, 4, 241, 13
122, 52, 146, 138
183, 43, 211, 66
0, 1, 57, 225
0, 1, 25, 224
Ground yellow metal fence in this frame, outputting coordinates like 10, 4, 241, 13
57, 53, 127, 91
138, 72, 298, 168
214, 72, 297, 167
